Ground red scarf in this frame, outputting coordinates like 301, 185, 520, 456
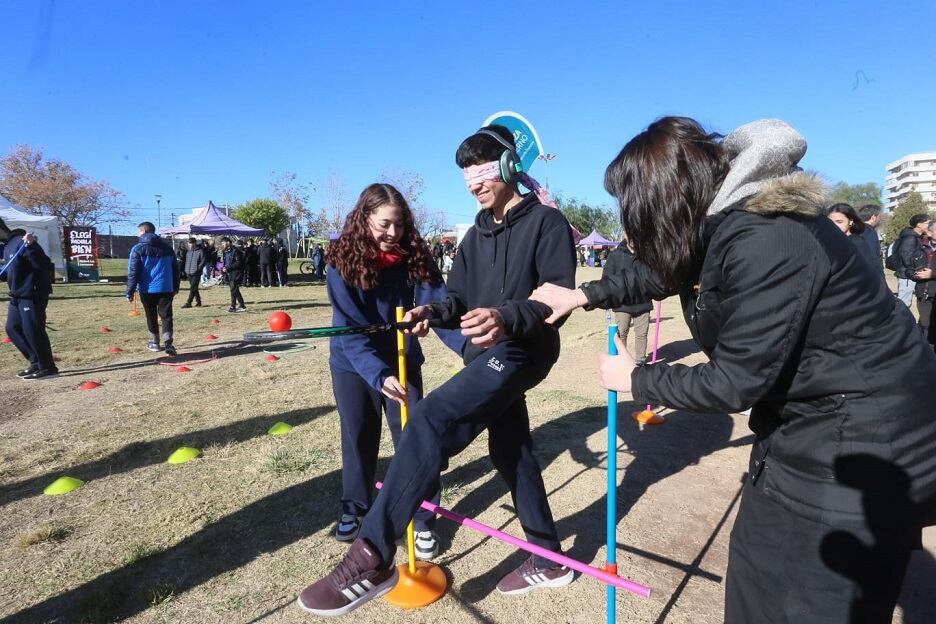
373, 250, 405, 272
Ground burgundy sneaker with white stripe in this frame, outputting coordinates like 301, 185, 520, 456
297, 539, 397, 616
496, 555, 575, 595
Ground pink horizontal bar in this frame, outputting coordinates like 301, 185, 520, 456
375, 482, 651, 598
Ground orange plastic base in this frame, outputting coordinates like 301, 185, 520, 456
632, 409, 665, 425
383, 561, 447, 608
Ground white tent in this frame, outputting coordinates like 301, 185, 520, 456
0, 195, 65, 274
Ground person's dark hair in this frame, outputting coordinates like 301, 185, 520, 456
455, 124, 515, 168
857, 204, 881, 222
604, 116, 729, 289
326, 183, 440, 290
0, 217, 8, 233
137, 221, 155, 233
188, 237, 197, 245
220, 236, 231, 244
910, 214, 930, 228
826, 203, 865, 235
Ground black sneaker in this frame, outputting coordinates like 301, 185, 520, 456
227, 307, 237, 313
17, 366, 39, 378
496, 555, 574, 595
23, 367, 59, 381
146, 342, 161, 352
297, 538, 397, 616
164, 344, 177, 356
414, 530, 439, 560
180, 303, 192, 309
194, 303, 202, 307
335, 513, 361, 542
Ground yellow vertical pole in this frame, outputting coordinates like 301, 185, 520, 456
396, 306, 417, 575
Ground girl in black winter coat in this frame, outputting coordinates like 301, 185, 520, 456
531, 117, 936, 624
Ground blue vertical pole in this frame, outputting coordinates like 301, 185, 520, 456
606, 319, 618, 624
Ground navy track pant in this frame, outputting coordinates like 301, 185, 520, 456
6, 295, 54, 370
358, 338, 562, 566
332, 367, 439, 531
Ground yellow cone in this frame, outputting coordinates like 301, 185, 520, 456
44, 476, 85, 496
167, 447, 201, 464
268, 422, 293, 436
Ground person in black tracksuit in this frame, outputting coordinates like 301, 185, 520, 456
220, 237, 246, 312
912, 221, 936, 347
298, 125, 578, 616
530, 118, 936, 624
258, 239, 275, 287
181, 238, 206, 308
275, 238, 289, 286
245, 239, 260, 286
0, 218, 57, 379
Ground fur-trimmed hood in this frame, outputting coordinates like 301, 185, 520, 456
744, 172, 827, 217
708, 119, 827, 217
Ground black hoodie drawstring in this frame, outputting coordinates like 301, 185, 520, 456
501, 225, 511, 294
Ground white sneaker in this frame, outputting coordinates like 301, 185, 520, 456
414, 530, 439, 560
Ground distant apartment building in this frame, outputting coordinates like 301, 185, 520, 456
884, 152, 936, 212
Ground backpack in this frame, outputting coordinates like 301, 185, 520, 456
884, 241, 900, 271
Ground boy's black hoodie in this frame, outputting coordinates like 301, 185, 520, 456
2, 231, 54, 300
428, 194, 576, 363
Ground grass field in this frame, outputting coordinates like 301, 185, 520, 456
0, 268, 931, 623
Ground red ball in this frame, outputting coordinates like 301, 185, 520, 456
267, 310, 292, 333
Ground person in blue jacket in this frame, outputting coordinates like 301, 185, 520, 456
126, 222, 180, 355
324, 183, 465, 561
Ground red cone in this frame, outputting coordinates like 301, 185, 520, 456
210, 319, 221, 325
265, 354, 280, 362
79, 381, 101, 390
1, 337, 10, 344
205, 334, 217, 340
108, 347, 123, 353
99, 327, 111, 333
175, 366, 192, 373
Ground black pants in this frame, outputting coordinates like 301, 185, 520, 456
358, 338, 561, 566
918, 298, 935, 346
276, 263, 288, 286
260, 263, 275, 287
185, 275, 201, 306
139, 292, 174, 346
725, 469, 914, 623
332, 368, 438, 531
6, 295, 54, 370
229, 280, 245, 308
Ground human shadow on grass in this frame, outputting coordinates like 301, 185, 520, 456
654, 339, 702, 362
446, 403, 750, 601
0, 406, 334, 509
55, 343, 300, 377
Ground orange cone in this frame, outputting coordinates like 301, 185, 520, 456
79, 381, 101, 390
175, 366, 192, 373
632, 409, 665, 426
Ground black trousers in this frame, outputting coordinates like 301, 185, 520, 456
276, 263, 288, 286
332, 368, 438, 531
139, 292, 174, 345
358, 338, 561, 566
6, 295, 54, 370
725, 468, 914, 623
918, 298, 935, 346
185, 275, 201, 306
229, 281, 244, 308
260, 263, 275, 287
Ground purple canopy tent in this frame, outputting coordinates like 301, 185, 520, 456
577, 229, 616, 247
159, 201, 265, 237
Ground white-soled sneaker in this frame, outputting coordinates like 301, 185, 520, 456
414, 530, 439, 560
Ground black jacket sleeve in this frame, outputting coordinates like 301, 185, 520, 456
579, 252, 672, 310
631, 220, 822, 413
898, 234, 922, 279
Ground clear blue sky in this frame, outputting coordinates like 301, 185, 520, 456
2, 1, 934, 234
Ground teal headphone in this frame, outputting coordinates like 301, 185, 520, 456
477, 128, 523, 184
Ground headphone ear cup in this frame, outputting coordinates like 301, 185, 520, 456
500, 150, 520, 184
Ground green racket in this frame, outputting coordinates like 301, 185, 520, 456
242, 319, 440, 343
